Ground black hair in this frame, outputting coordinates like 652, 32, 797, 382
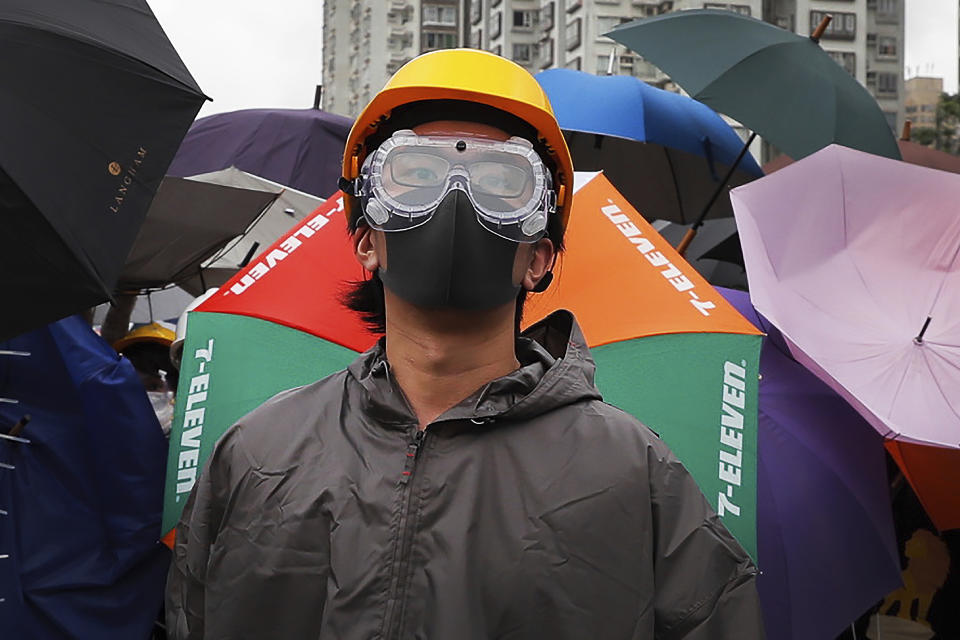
342, 100, 566, 335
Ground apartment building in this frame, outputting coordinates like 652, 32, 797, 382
324, 0, 903, 134
322, 0, 468, 117
905, 76, 944, 130
466, 0, 756, 83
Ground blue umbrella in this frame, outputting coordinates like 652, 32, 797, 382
535, 68, 761, 225
0, 317, 169, 639
719, 288, 901, 640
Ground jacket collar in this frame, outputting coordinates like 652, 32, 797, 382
346, 310, 602, 429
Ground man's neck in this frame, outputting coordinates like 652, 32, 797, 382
383, 291, 521, 430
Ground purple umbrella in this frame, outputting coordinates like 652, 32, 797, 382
167, 108, 352, 198
719, 288, 901, 640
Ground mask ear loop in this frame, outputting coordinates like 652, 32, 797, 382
531, 271, 553, 293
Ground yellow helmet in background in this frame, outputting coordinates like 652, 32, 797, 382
341, 48, 574, 231
112, 322, 176, 353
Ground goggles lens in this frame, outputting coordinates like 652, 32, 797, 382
356, 130, 555, 242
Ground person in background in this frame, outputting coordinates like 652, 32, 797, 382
114, 322, 177, 435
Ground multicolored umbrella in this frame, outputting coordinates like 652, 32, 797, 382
163, 174, 762, 559
161, 194, 369, 538
732, 144, 960, 532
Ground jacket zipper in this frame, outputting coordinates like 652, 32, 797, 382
383, 428, 426, 639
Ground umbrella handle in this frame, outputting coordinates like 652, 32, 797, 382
677, 228, 697, 257
810, 14, 832, 43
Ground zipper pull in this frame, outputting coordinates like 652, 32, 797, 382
400, 429, 425, 484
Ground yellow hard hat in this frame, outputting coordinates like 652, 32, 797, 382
341, 48, 574, 231
112, 322, 176, 353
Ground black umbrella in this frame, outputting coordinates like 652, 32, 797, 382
652, 218, 747, 290
0, 0, 207, 341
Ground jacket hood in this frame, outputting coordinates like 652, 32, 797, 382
347, 310, 602, 426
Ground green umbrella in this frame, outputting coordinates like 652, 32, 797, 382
607, 9, 902, 163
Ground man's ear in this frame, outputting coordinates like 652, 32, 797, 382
353, 225, 383, 273
521, 237, 555, 292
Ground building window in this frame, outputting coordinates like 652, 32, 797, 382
877, 72, 898, 95
423, 31, 457, 51
772, 15, 793, 31
471, 0, 482, 25
513, 9, 537, 29
826, 50, 856, 76
810, 11, 855, 40
596, 53, 613, 75
513, 42, 536, 62
703, 3, 751, 15
489, 11, 502, 38
565, 56, 582, 70
877, 36, 897, 58
423, 4, 457, 26
541, 37, 555, 68
566, 17, 582, 50
876, 0, 897, 18
541, 1, 555, 30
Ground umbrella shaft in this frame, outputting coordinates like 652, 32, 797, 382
694, 131, 757, 230
914, 316, 932, 343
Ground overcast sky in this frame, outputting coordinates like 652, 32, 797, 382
151, 0, 324, 117
905, 0, 958, 93
152, 0, 958, 118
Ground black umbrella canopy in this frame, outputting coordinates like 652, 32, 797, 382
0, 0, 207, 341
117, 177, 279, 291
653, 218, 748, 289
607, 10, 901, 162
564, 132, 761, 224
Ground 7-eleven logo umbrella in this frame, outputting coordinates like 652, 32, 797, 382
163, 173, 762, 559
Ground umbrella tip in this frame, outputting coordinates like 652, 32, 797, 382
313, 84, 323, 110
810, 14, 832, 43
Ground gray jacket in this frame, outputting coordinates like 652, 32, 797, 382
166, 311, 764, 639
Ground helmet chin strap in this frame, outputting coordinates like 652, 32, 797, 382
530, 271, 553, 293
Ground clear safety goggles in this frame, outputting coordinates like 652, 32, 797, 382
353, 129, 556, 242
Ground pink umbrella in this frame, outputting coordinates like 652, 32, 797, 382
731, 144, 960, 531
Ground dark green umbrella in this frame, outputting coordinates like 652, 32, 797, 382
607, 10, 901, 163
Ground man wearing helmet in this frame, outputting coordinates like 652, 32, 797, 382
167, 50, 764, 639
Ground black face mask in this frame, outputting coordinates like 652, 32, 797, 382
375, 190, 522, 310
